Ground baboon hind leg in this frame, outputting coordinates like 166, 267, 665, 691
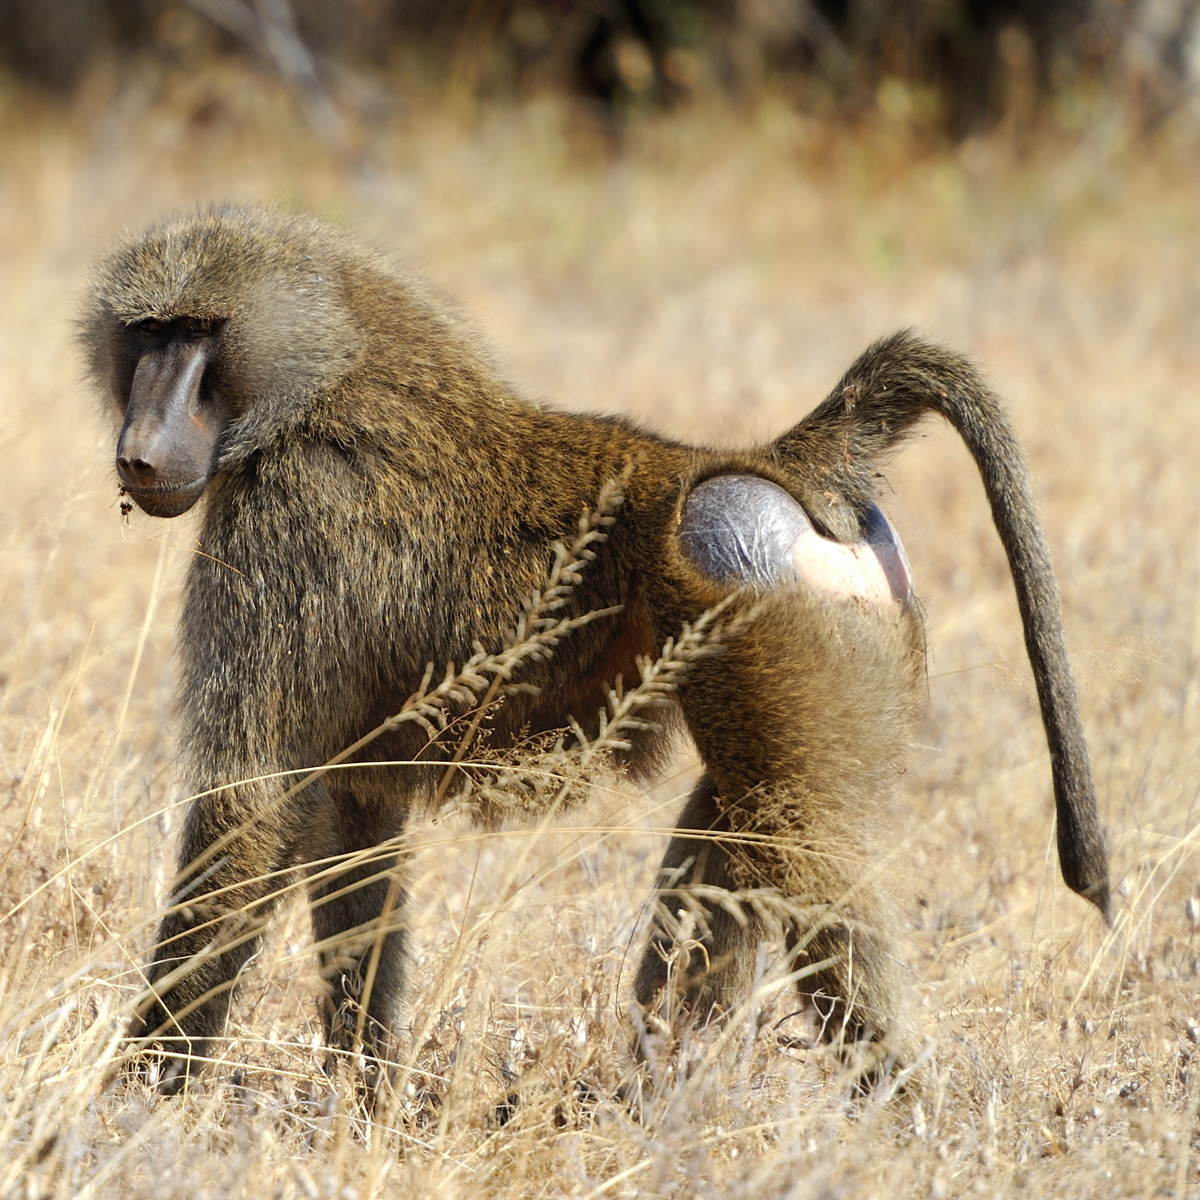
634, 773, 776, 1019
639, 473, 921, 1066
634, 773, 906, 1057
308, 792, 408, 1074
785, 906, 904, 1055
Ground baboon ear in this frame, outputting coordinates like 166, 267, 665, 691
677, 474, 912, 602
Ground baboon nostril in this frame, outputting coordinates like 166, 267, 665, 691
118, 455, 157, 485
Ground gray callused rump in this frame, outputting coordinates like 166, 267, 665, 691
679, 474, 912, 602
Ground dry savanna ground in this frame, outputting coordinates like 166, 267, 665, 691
0, 65, 1198, 1198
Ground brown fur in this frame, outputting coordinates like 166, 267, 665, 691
80, 206, 1108, 1092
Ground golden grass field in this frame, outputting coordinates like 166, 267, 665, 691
1, 64, 1198, 1198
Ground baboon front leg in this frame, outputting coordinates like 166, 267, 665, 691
642, 473, 921, 1067
130, 789, 312, 1091
308, 793, 408, 1073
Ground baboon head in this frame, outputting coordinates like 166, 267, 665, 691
81, 207, 364, 517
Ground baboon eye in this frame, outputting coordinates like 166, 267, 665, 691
139, 318, 163, 333
186, 317, 215, 336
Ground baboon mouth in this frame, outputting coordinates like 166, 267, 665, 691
122, 478, 208, 518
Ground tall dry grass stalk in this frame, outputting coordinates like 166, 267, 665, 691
0, 65, 1198, 1198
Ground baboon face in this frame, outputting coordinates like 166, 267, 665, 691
84, 208, 365, 519
113, 316, 228, 517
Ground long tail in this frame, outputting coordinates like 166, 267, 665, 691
774, 330, 1110, 921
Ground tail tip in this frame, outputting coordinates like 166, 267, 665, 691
1075, 876, 1113, 926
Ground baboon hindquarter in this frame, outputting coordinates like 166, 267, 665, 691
82, 207, 1108, 1091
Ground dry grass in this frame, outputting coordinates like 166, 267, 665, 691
1, 66, 1199, 1198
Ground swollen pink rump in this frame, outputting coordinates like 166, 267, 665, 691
792, 505, 912, 603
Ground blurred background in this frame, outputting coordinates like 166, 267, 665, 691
3, 0, 1200, 138
2, 4, 1200, 1198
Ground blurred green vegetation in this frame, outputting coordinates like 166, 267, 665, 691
2, 0, 1200, 138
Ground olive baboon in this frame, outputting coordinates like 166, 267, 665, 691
82, 206, 1108, 1092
